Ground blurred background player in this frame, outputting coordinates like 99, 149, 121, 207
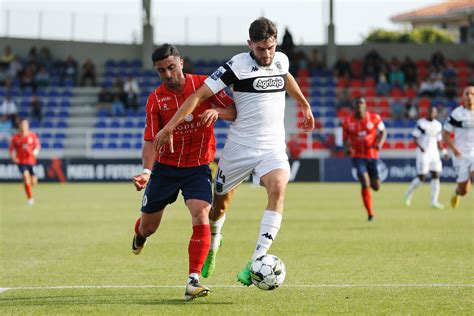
153, 17, 315, 286
343, 97, 387, 221
442, 86, 474, 209
8, 118, 41, 205
405, 106, 448, 209
130, 44, 235, 301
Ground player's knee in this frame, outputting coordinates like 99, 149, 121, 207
267, 181, 286, 201
457, 187, 468, 196
418, 175, 426, 181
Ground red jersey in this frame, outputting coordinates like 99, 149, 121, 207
9, 131, 40, 164
144, 73, 233, 167
342, 112, 385, 158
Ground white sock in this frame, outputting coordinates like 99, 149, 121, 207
209, 214, 226, 249
251, 210, 282, 261
188, 273, 199, 283
406, 177, 421, 198
431, 179, 440, 204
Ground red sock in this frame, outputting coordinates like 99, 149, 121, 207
361, 187, 373, 216
24, 183, 32, 199
134, 218, 141, 235
188, 224, 211, 275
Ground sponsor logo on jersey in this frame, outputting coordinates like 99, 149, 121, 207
366, 122, 373, 129
252, 76, 285, 91
184, 114, 193, 122
226, 60, 234, 67
210, 66, 226, 80
275, 61, 282, 72
251, 66, 258, 72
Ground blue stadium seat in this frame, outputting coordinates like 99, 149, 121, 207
0, 140, 9, 149
41, 142, 50, 149
42, 121, 54, 128
135, 120, 144, 128
105, 59, 116, 68
93, 133, 106, 139
324, 121, 335, 129
92, 142, 104, 149
134, 132, 142, 139
110, 120, 121, 128
55, 132, 66, 139
47, 100, 58, 108
95, 120, 107, 128
58, 111, 69, 118
216, 142, 225, 149
393, 120, 404, 128
60, 100, 71, 108
44, 110, 55, 118
394, 133, 405, 139
122, 132, 133, 139
107, 142, 118, 149
123, 120, 135, 128
41, 132, 52, 139
130, 59, 143, 68
47, 89, 60, 97
109, 132, 119, 138
117, 59, 129, 67
53, 142, 64, 149
120, 142, 132, 149
56, 120, 68, 128
61, 90, 73, 98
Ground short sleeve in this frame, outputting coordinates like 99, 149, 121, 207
143, 93, 160, 141
204, 61, 239, 94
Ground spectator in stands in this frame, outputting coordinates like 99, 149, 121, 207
0, 63, 8, 86
35, 65, 50, 88
62, 55, 78, 84
286, 134, 302, 159
123, 76, 140, 111
401, 56, 417, 88
389, 64, 405, 88
419, 74, 445, 97
336, 89, 352, 110
404, 98, 418, 120
80, 58, 97, 86
280, 27, 295, 61
376, 72, 390, 96
293, 50, 308, 76
0, 46, 16, 66
362, 49, 382, 82
444, 77, 458, 99
8, 56, 23, 80
1, 95, 19, 127
308, 48, 324, 72
30, 95, 43, 122
0, 114, 13, 137
111, 93, 126, 117
98, 86, 113, 104
38, 46, 53, 71
390, 98, 404, 120
333, 56, 352, 79
19, 65, 37, 91
430, 51, 446, 70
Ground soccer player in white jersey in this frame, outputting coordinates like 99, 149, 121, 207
154, 17, 315, 286
442, 86, 474, 208
405, 106, 448, 208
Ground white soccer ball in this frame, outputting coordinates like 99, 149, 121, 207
250, 254, 286, 290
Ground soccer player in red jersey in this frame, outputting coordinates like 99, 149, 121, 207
8, 118, 41, 205
342, 98, 387, 221
131, 44, 235, 300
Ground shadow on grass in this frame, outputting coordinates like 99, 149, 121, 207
0, 294, 233, 306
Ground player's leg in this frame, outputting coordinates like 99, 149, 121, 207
430, 170, 444, 209
202, 189, 236, 278
236, 151, 290, 286
405, 157, 427, 206
20, 166, 34, 205
451, 158, 472, 208
181, 164, 213, 300
353, 158, 373, 220
132, 210, 165, 254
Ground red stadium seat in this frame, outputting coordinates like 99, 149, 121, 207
380, 110, 391, 119
406, 87, 417, 98
351, 89, 362, 98
382, 142, 392, 149
418, 97, 431, 110
364, 78, 376, 88
378, 99, 390, 109
408, 142, 417, 149
390, 88, 404, 98
337, 78, 349, 88
297, 68, 309, 78
365, 88, 376, 97
351, 79, 362, 88
312, 140, 325, 149
393, 141, 406, 150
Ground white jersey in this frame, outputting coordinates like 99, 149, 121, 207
204, 51, 289, 149
444, 105, 474, 157
412, 118, 442, 157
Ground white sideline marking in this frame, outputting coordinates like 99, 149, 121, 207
0, 283, 473, 294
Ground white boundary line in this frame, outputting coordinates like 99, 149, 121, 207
1, 283, 473, 294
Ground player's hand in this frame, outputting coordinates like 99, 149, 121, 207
344, 147, 352, 156
199, 109, 219, 127
12, 157, 19, 164
154, 128, 174, 153
132, 173, 150, 191
301, 107, 315, 132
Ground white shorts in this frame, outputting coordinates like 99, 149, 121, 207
416, 153, 442, 175
214, 140, 290, 195
453, 155, 474, 183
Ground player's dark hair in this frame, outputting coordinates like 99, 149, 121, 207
249, 17, 278, 42
151, 44, 181, 63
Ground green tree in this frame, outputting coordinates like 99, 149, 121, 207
364, 27, 455, 44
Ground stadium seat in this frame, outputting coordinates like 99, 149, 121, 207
393, 141, 406, 149
56, 121, 68, 128
120, 142, 132, 149
53, 142, 64, 149
107, 142, 118, 149
93, 133, 106, 139
92, 142, 104, 149
134, 142, 142, 149
41, 142, 50, 149
110, 120, 121, 128
55, 132, 66, 139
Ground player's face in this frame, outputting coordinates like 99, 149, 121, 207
428, 107, 437, 120
354, 101, 366, 118
248, 37, 277, 66
463, 86, 474, 109
19, 120, 29, 133
154, 56, 184, 90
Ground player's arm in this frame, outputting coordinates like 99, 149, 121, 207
200, 104, 237, 127
375, 121, 387, 150
8, 140, 19, 164
442, 130, 461, 158
412, 124, 424, 152
33, 135, 41, 157
413, 136, 424, 152
341, 122, 351, 156
133, 141, 155, 191
154, 84, 214, 152
285, 72, 314, 131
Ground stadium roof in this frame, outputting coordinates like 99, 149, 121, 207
391, 0, 474, 23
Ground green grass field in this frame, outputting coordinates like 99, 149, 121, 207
1, 182, 473, 315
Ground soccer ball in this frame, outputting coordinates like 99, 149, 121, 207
250, 254, 286, 290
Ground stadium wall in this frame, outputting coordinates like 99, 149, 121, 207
0, 158, 458, 183
1, 37, 472, 65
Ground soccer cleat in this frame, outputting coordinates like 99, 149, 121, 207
368, 215, 374, 221
27, 198, 34, 206
431, 202, 445, 209
202, 237, 222, 278
132, 234, 147, 255
184, 278, 210, 301
404, 195, 412, 207
450, 194, 460, 209
236, 260, 253, 286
